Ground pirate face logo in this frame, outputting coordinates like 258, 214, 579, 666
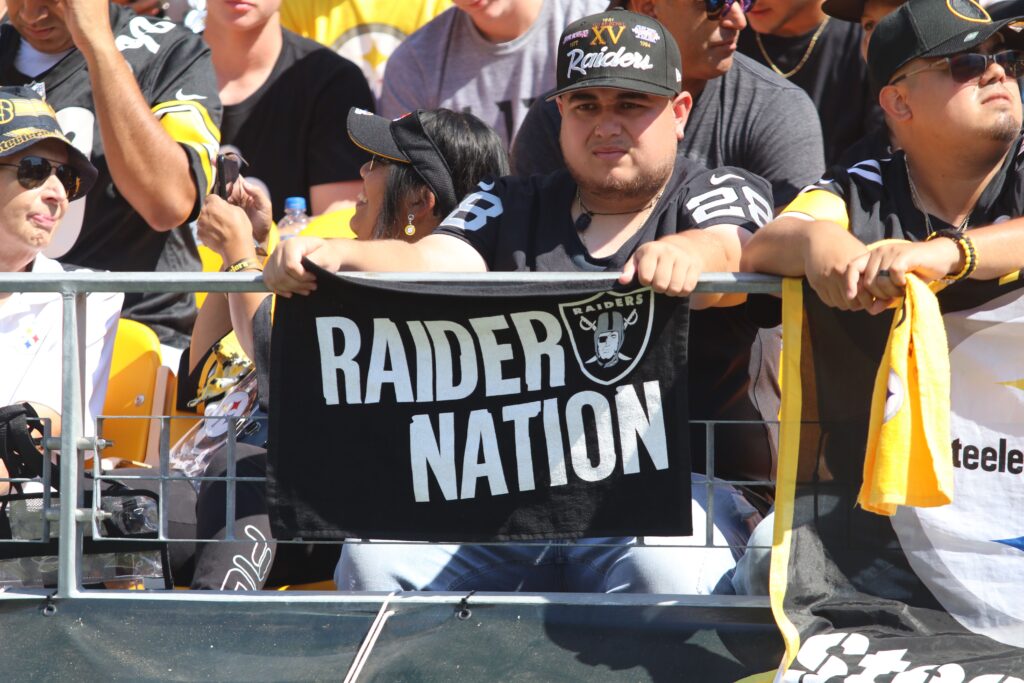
558, 288, 654, 385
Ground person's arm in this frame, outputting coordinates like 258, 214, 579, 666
742, 216, 871, 310
619, 224, 750, 308
847, 217, 1024, 313
264, 234, 488, 297
61, 0, 200, 230
194, 192, 272, 361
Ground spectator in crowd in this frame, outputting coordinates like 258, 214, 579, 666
379, 0, 607, 150
738, 0, 879, 165
279, 0, 453, 97
175, 107, 509, 590
737, 0, 1024, 596
0, 1, 222, 365
204, 0, 374, 219
512, 0, 825, 210
266, 10, 768, 595
817, 0, 905, 166
0, 86, 119, 494
743, 2, 1024, 297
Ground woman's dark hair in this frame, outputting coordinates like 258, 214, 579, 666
373, 109, 509, 240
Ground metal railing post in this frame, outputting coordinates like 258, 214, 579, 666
57, 291, 85, 598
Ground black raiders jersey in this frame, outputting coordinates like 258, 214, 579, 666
434, 156, 777, 481
434, 155, 773, 272
0, 7, 221, 345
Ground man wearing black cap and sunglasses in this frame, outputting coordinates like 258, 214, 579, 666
0, 86, 121, 495
268, 10, 773, 595
514, 0, 824, 211
745, 0, 1024, 306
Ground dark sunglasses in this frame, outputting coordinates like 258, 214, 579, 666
703, 0, 755, 20
0, 156, 83, 200
889, 49, 1024, 85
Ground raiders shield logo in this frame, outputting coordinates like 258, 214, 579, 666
558, 288, 654, 386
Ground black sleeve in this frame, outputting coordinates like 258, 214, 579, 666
432, 177, 510, 263
510, 94, 565, 177
679, 167, 774, 232
305, 51, 375, 185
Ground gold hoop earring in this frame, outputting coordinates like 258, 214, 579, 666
404, 213, 416, 237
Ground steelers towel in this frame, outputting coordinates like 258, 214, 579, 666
267, 264, 692, 542
859, 274, 953, 515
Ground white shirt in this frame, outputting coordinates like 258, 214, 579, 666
0, 255, 122, 436
14, 42, 74, 80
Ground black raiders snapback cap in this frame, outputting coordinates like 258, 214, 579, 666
549, 9, 683, 100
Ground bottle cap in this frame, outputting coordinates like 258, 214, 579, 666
284, 196, 307, 212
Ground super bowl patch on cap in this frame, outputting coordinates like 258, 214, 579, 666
550, 9, 684, 100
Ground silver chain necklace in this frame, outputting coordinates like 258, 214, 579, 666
904, 155, 971, 235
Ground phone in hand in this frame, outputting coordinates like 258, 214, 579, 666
213, 152, 245, 199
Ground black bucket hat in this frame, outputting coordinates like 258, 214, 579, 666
548, 9, 683, 100
868, 0, 1024, 88
0, 85, 97, 198
346, 107, 459, 215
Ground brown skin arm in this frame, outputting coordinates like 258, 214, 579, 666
60, 0, 197, 230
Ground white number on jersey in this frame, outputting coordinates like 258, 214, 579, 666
442, 181, 504, 232
686, 187, 744, 223
686, 184, 772, 227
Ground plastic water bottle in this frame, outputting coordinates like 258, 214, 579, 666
277, 196, 309, 240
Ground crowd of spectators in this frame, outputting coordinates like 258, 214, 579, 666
1, 0, 1023, 599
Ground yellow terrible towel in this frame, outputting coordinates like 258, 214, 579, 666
859, 274, 954, 516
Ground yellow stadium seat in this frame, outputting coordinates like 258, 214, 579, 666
100, 319, 169, 464
160, 371, 200, 466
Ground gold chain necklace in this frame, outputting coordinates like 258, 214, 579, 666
754, 17, 830, 79
904, 155, 971, 235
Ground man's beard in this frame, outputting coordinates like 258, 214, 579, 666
985, 111, 1022, 143
569, 155, 675, 205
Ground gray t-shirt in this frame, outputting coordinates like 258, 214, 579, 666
511, 52, 825, 207
379, 0, 606, 150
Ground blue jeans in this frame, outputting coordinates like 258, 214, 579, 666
335, 475, 758, 594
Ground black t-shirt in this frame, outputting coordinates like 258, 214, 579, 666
738, 19, 882, 167
434, 156, 778, 480
219, 29, 374, 220
0, 8, 222, 347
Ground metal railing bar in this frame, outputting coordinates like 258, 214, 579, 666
0, 587, 772, 608
0, 271, 783, 294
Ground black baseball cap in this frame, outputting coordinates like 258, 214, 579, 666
548, 9, 683, 100
0, 86, 97, 195
346, 107, 458, 215
868, 0, 1024, 88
